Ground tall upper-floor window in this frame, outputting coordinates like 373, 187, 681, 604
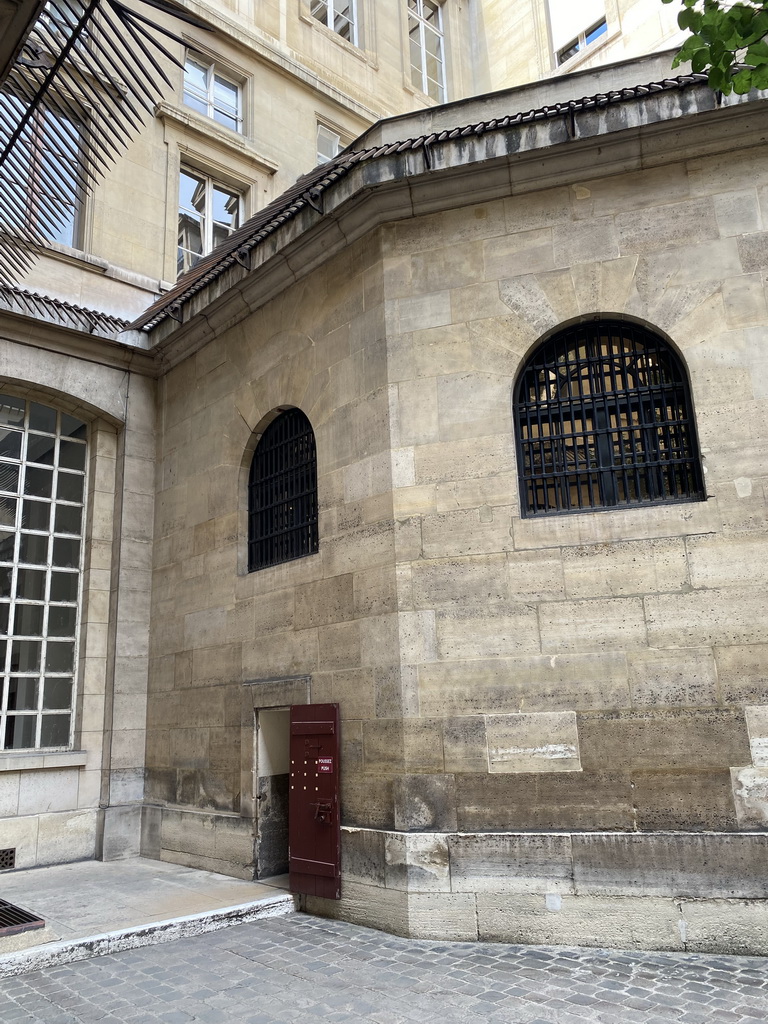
0, 394, 87, 750
0, 99, 83, 248
548, 0, 607, 66
248, 409, 319, 572
183, 53, 242, 133
317, 124, 343, 164
311, 0, 357, 44
514, 320, 705, 516
177, 167, 242, 276
408, 0, 446, 102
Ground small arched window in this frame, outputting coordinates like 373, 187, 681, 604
248, 408, 318, 571
515, 319, 704, 516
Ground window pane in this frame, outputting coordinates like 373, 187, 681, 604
46, 641, 74, 672
54, 504, 82, 535
0, 463, 20, 494
21, 499, 51, 531
29, 402, 56, 433
0, 566, 11, 597
40, 714, 70, 746
13, 604, 45, 636
7, 678, 38, 711
24, 467, 53, 498
0, 395, 25, 429
52, 537, 80, 568
27, 432, 56, 464
19, 533, 48, 565
59, 439, 86, 472
57, 473, 83, 503
17, 568, 46, 600
4, 716, 36, 749
48, 605, 77, 637
10, 640, 41, 672
0, 530, 14, 562
43, 678, 72, 710
0, 428, 22, 460
0, 603, 7, 634
50, 572, 78, 603
0, 495, 16, 528
60, 413, 86, 439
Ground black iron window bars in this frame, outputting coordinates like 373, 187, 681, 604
248, 409, 319, 571
515, 319, 704, 516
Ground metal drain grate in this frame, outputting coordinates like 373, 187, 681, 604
0, 848, 16, 870
0, 899, 45, 936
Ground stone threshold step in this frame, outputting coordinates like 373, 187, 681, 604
0, 893, 295, 979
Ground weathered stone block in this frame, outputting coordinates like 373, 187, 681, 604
449, 832, 574, 894
393, 774, 456, 831
540, 596, 647, 652
632, 769, 738, 830
408, 892, 478, 940
341, 826, 385, 886
731, 766, 768, 828
384, 832, 451, 892
561, 538, 688, 598
627, 648, 718, 707
486, 711, 581, 774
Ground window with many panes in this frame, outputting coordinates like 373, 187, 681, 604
0, 98, 83, 247
183, 53, 242, 132
310, 0, 356, 44
248, 409, 319, 572
408, 0, 446, 102
177, 168, 242, 276
0, 394, 86, 750
514, 320, 705, 517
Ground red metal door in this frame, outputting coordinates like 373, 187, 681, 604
288, 703, 341, 899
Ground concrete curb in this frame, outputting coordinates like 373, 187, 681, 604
0, 893, 295, 979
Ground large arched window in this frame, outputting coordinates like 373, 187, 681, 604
248, 408, 318, 571
514, 319, 704, 516
0, 393, 87, 749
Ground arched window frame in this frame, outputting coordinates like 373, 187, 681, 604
247, 408, 319, 572
514, 318, 705, 517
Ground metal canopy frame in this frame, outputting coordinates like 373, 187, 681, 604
0, 0, 209, 285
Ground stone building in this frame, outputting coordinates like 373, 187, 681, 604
2, 0, 768, 954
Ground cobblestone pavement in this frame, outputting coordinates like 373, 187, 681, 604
2, 913, 767, 1024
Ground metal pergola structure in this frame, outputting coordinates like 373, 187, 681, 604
0, 0, 208, 285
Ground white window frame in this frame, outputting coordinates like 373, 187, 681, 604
0, 394, 87, 752
310, 0, 358, 46
177, 167, 243, 277
554, 16, 608, 66
183, 52, 243, 133
407, 0, 446, 103
316, 123, 349, 164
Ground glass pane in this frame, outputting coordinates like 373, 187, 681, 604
50, 571, 78, 603
0, 495, 16, 527
46, 641, 74, 672
8, 677, 38, 710
52, 537, 80, 568
0, 394, 25, 429
40, 714, 70, 746
0, 463, 20, 493
19, 533, 48, 565
184, 55, 208, 93
54, 504, 82, 534
212, 186, 240, 230
59, 439, 86, 472
179, 170, 206, 216
13, 603, 45, 636
0, 428, 22, 460
29, 402, 56, 433
213, 110, 238, 132
586, 19, 607, 44
183, 90, 207, 116
43, 678, 72, 710
60, 413, 86, 439
213, 75, 238, 115
57, 472, 83, 502
48, 605, 76, 637
0, 603, 7, 633
0, 565, 11, 596
4, 716, 36, 749
22, 499, 51, 531
0, 529, 14, 562
17, 568, 46, 600
11, 640, 41, 671
24, 466, 53, 497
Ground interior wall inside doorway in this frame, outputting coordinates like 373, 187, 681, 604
256, 708, 291, 879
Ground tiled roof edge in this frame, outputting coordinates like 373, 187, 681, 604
0, 284, 131, 337
133, 72, 711, 333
